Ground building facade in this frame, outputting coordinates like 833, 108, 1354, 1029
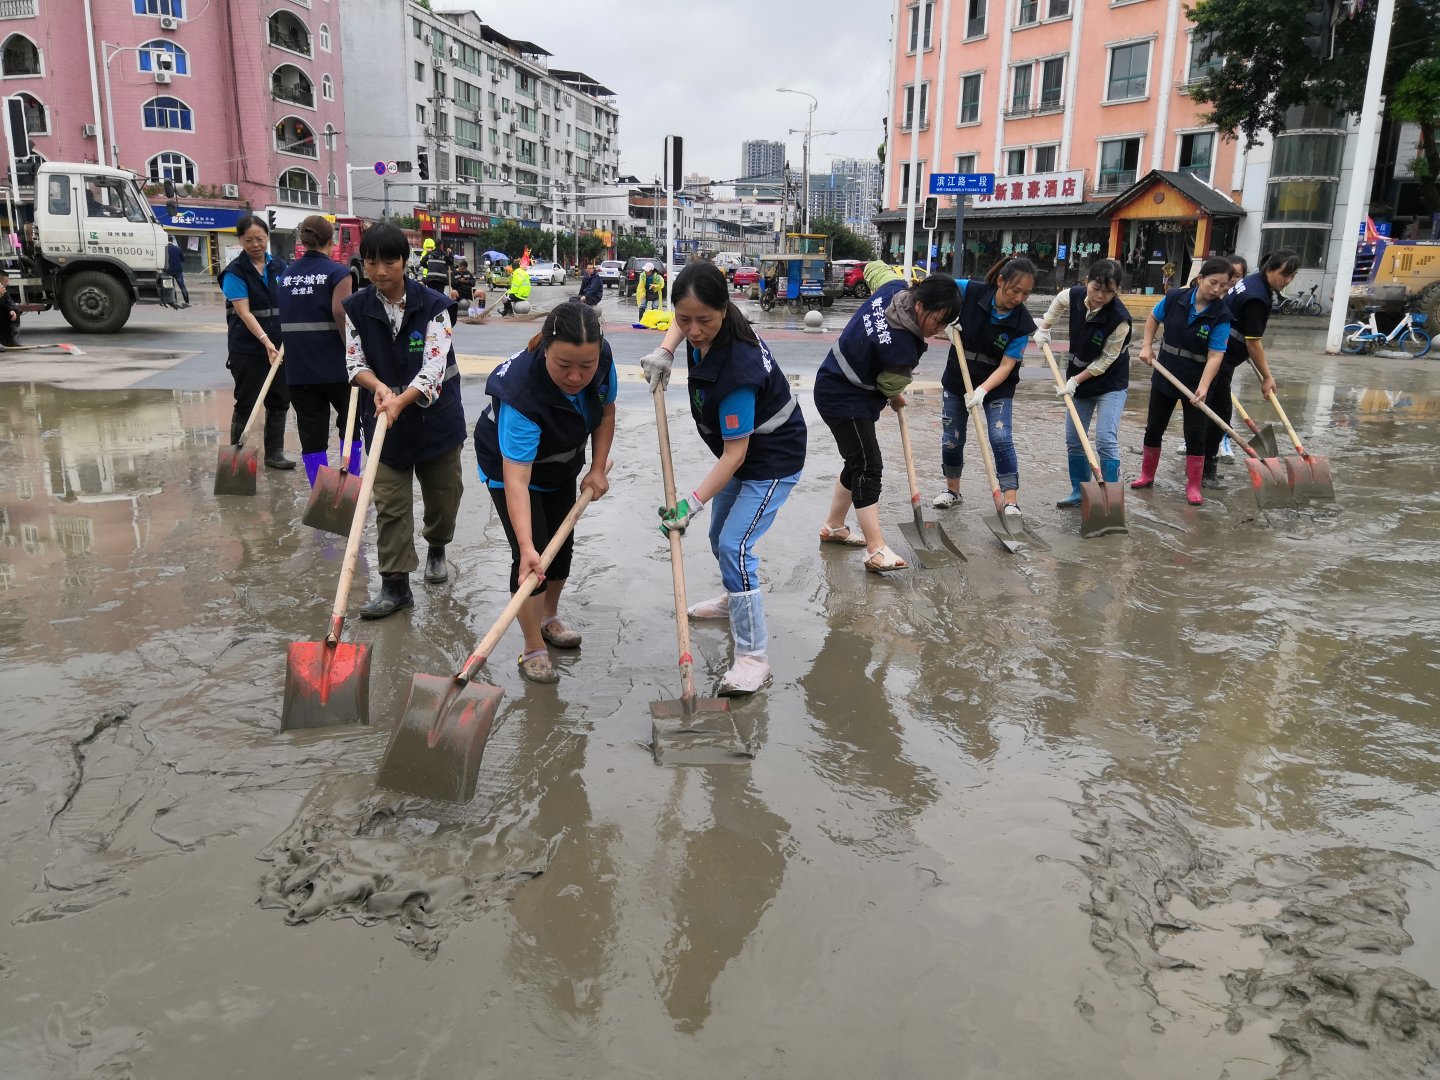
741, 139, 786, 181
810, 158, 883, 241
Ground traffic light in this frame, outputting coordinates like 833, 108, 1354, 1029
266, 209, 276, 230
922, 195, 939, 231
417, 151, 430, 181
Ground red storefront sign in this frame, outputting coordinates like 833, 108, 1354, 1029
414, 209, 486, 234
970, 170, 1086, 209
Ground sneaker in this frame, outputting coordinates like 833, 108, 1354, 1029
1002, 503, 1023, 517
932, 489, 962, 510
687, 594, 730, 620
718, 654, 771, 696
1218, 436, 1235, 462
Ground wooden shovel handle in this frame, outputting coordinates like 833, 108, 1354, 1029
652, 382, 697, 703
895, 405, 923, 506
236, 345, 285, 446
1230, 392, 1257, 427
326, 412, 389, 642
1039, 342, 1102, 480
945, 325, 1005, 511
1262, 391, 1309, 457
340, 385, 359, 469
1147, 355, 1258, 458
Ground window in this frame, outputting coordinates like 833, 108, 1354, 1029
1039, 57, 1065, 110
416, 103, 425, 125
274, 116, 317, 157
1005, 148, 1026, 175
322, 123, 336, 152
2, 34, 41, 77
414, 61, 424, 82
966, 0, 986, 37
908, 1, 935, 50
138, 40, 188, 76
1106, 42, 1150, 101
898, 161, 926, 204
1017, 0, 1038, 26
1259, 227, 1329, 269
1048, 0, 1070, 16
1178, 132, 1213, 182
142, 95, 190, 131
46, 173, 70, 215
1272, 132, 1344, 176
955, 153, 977, 173
958, 73, 982, 124
267, 11, 311, 56
1033, 144, 1057, 172
271, 65, 314, 108
433, 70, 446, 97
1009, 65, 1032, 113
318, 24, 330, 51
1186, 31, 1221, 83
1098, 137, 1140, 191
16, 91, 46, 133
134, 0, 183, 16
1265, 180, 1337, 223
903, 82, 930, 129
321, 74, 333, 101
148, 151, 196, 186
83, 175, 149, 222
328, 172, 338, 197
455, 117, 481, 149
412, 18, 422, 38
277, 168, 320, 207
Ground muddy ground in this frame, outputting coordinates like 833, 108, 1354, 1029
1, 329, 1438, 1078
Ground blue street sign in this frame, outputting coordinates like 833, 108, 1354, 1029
1058, 244, 1068, 260
929, 172, 996, 196
374, 161, 387, 176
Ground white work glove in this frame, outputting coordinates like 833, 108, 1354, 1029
1032, 325, 1051, 346
1056, 376, 1080, 398
964, 386, 987, 410
640, 346, 673, 391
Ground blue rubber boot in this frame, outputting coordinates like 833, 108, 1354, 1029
346, 440, 362, 474
302, 451, 328, 488
1100, 457, 1121, 484
1055, 452, 1089, 508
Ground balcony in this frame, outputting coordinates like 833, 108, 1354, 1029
1035, 95, 1064, 115
1094, 171, 1136, 194
268, 11, 311, 57
0, 0, 37, 17
1004, 104, 1033, 119
271, 66, 314, 109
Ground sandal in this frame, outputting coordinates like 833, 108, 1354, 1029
863, 545, 910, 573
540, 617, 582, 649
819, 524, 867, 547
518, 649, 559, 684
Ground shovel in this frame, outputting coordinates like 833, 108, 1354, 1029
648, 382, 732, 742
301, 386, 364, 536
1039, 342, 1126, 537
215, 345, 284, 496
894, 405, 965, 566
945, 326, 1047, 553
280, 412, 388, 731
376, 469, 606, 803
1262, 390, 1335, 501
1148, 356, 1291, 509
1229, 393, 1280, 458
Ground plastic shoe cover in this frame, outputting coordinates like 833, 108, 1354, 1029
728, 589, 767, 655
687, 594, 730, 620
718, 653, 771, 696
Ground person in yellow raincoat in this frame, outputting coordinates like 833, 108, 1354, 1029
501, 262, 532, 316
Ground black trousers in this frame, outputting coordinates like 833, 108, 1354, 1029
227, 352, 290, 452
821, 412, 884, 509
1203, 365, 1237, 461
1143, 384, 1210, 456
488, 481, 577, 595
289, 382, 353, 454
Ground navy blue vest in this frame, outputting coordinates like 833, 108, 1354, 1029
1065, 285, 1132, 397
814, 280, 927, 420
342, 279, 466, 468
942, 279, 1036, 399
687, 330, 806, 481
219, 252, 284, 363
1221, 271, 1272, 370
473, 341, 613, 489
277, 250, 350, 384
1153, 286, 1228, 393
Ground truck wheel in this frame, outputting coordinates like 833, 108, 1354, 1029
1417, 282, 1440, 332
60, 271, 132, 334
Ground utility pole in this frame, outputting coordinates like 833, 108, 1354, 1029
901, 3, 926, 279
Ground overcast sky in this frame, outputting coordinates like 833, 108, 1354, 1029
438, 2, 896, 184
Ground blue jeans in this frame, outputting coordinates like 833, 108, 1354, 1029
1064, 388, 1127, 460
707, 471, 801, 593
940, 390, 1018, 491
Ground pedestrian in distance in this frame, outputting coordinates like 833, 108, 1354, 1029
500, 262, 531, 317
636, 263, 660, 319
474, 301, 616, 684
578, 262, 604, 306
165, 237, 190, 307
452, 257, 480, 317
933, 256, 1038, 516
810, 261, 962, 573
642, 262, 807, 695
218, 213, 293, 469
1032, 258, 1132, 507
0, 270, 21, 348
1131, 255, 1234, 506
277, 215, 357, 488
342, 222, 467, 618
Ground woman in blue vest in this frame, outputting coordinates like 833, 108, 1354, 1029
1202, 249, 1297, 486
473, 301, 616, 684
1031, 258, 1132, 507
278, 215, 356, 487
1131, 255, 1233, 505
640, 262, 807, 695
932, 257, 1037, 515
803, 265, 961, 573
218, 214, 292, 468
342, 223, 467, 618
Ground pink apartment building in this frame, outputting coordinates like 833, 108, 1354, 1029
1, 0, 346, 272
878, 0, 1360, 294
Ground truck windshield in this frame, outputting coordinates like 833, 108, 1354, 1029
83, 176, 151, 224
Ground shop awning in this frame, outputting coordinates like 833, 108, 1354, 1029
150, 204, 252, 231
1096, 170, 1246, 220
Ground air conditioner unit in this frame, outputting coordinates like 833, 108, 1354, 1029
153, 71, 173, 84
508, 121, 516, 132
490, 72, 499, 83
81, 123, 97, 138
448, 44, 459, 60
423, 32, 433, 46
492, 109, 501, 120
222, 183, 240, 198
158, 14, 179, 30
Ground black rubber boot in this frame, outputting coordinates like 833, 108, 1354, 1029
424, 546, 449, 584
359, 573, 413, 620
1201, 457, 1224, 489
229, 417, 245, 446
264, 410, 295, 469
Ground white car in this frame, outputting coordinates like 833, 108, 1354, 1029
597, 259, 623, 288
528, 260, 567, 285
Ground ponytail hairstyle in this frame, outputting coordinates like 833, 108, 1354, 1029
297, 214, 334, 251
672, 262, 759, 346
984, 256, 1037, 288
1196, 255, 1233, 281
527, 297, 603, 353
910, 273, 962, 323
1259, 248, 1300, 277
1086, 258, 1123, 292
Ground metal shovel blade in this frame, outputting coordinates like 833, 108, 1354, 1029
1244, 457, 1293, 510
375, 673, 503, 802
898, 518, 967, 567
214, 443, 260, 496
301, 466, 364, 536
281, 640, 372, 731
1079, 481, 1127, 538
650, 695, 747, 767
1246, 425, 1280, 460
1286, 454, 1334, 501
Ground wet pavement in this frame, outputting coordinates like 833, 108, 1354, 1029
1, 311, 1439, 1078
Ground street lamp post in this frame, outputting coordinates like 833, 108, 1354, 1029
101, 41, 150, 170
777, 88, 816, 233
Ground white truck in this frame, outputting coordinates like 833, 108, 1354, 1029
5, 161, 178, 333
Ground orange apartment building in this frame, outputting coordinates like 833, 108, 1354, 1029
878, 0, 1365, 299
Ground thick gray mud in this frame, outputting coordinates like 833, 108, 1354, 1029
1, 348, 1439, 1077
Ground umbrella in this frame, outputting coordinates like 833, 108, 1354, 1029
481, 250, 508, 263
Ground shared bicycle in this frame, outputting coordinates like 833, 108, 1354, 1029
1340, 307, 1431, 357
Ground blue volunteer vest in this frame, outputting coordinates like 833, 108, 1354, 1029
687, 330, 806, 481
277, 250, 350, 384
1221, 271, 1272, 370
472, 341, 613, 489
342, 279, 466, 468
1064, 285, 1132, 397
814, 280, 926, 420
942, 279, 1037, 400
219, 252, 285, 363
1153, 286, 1228, 395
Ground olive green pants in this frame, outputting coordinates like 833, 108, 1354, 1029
371, 444, 464, 575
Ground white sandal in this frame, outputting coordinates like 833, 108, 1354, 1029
863, 545, 910, 573
819, 524, 867, 547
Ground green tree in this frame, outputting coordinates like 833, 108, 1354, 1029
1187, 0, 1440, 214
809, 215, 876, 261
616, 234, 660, 261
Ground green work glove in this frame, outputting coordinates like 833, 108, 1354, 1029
658, 494, 703, 536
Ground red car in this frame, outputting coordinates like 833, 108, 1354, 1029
732, 266, 759, 289
834, 259, 869, 297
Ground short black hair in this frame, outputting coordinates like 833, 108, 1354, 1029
911, 274, 962, 324
359, 222, 410, 263
235, 213, 269, 237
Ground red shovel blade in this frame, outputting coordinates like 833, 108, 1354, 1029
301, 466, 364, 536
281, 640, 372, 730
214, 443, 260, 496
375, 673, 503, 802
1243, 456, 1293, 510
1286, 454, 1335, 501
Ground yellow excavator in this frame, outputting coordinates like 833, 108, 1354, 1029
1351, 239, 1440, 326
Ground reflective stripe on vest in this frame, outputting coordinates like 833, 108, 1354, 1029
537, 446, 580, 464
248, 307, 278, 320
281, 321, 338, 333
827, 340, 875, 391
1161, 341, 1204, 362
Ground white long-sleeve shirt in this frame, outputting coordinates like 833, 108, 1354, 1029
1040, 291, 1130, 378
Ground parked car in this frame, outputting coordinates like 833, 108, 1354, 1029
889, 264, 929, 284
832, 259, 868, 297
713, 251, 744, 279
597, 259, 623, 288
731, 265, 760, 290
623, 256, 666, 297
528, 259, 567, 286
